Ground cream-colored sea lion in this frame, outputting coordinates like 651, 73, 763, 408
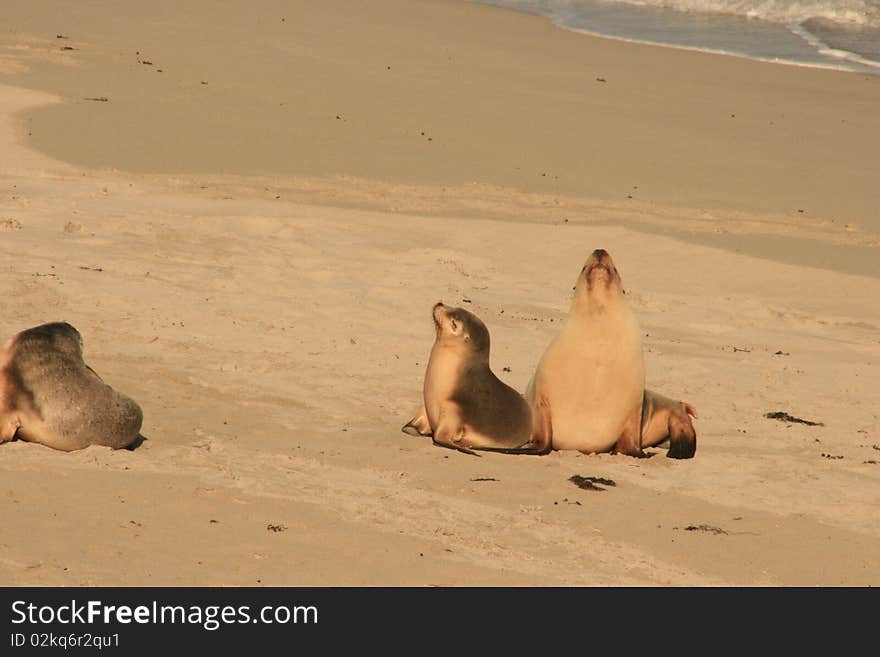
641, 389, 697, 459
527, 248, 646, 456
402, 303, 542, 454
0, 322, 143, 451
527, 248, 697, 458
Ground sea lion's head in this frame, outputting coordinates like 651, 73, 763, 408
14, 322, 84, 360
574, 248, 624, 307
432, 302, 490, 356
1, 322, 88, 420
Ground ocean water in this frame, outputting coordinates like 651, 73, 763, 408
475, 0, 880, 73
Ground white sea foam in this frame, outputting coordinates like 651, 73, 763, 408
787, 21, 880, 68
476, 0, 880, 73
605, 0, 880, 27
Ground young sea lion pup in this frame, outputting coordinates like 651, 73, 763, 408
0, 322, 143, 451
402, 303, 546, 455
527, 248, 697, 458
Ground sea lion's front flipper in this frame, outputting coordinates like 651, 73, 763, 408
0, 416, 20, 443
432, 414, 480, 456
529, 394, 553, 454
401, 405, 433, 437
613, 398, 647, 458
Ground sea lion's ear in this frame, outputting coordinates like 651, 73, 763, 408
463, 334, 470, 342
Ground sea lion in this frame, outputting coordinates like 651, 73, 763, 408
402, 303, 542, 454
641, 389, 698, 459
527, 249, 697, 458
527, 248, 645, 456
0, 322, 143, 451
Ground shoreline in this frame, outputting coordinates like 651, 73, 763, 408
561, 20, 880, 77
473, 0, 880, 77
0, 0, 878, 275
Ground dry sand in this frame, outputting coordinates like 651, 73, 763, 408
1, 0, 878, 586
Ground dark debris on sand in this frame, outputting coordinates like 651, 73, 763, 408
680, 524, 728, 535
569, 475, 616, 491
764, 411, 824, 426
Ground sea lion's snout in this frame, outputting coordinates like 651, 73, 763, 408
585, 249, 615, 276
579, 249, 624, 296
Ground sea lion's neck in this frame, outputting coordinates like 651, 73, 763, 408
431, 342, 489, 376
569, 294, 622, 321
426, 343, 487, 402
450, 348, 489, 370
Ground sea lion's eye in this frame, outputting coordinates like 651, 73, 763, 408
450, 319, 458, 331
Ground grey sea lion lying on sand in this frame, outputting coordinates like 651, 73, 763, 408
0, 322, 142, 451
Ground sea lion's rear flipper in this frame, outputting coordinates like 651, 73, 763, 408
401, 405, 433, 437
126, 433, 148, 451
666, 402, 697, 459
641, 390, 697, 459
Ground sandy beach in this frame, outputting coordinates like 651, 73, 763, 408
1, 0, 878, 586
